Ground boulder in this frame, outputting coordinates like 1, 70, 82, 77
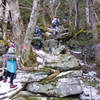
56, 70, 83, 78
42, 39, 58, 53
14, 70, 48, 83
34, 49, 80, 71
26, 77, 83, 97
56, 78, 83, 97
45, 54, 79, 71
53, 45, 69, 55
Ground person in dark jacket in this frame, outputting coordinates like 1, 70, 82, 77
33, 26, 42, 50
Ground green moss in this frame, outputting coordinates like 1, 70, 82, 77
74, 29, 84, 37
96, 24, 100, 28
95, 60, 100, 66
40, 67, 53, 73
40, 70, 60, 84
24, 48, 37, 67
0, 40, 8, 45
40, 26, 48, 32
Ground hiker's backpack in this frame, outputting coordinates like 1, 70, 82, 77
7, 47, 16, 61
52, 18, 60, 28
34, 26, 42, 37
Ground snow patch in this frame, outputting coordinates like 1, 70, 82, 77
0, 78, 22, 100
37, 57, 43, 63
71, 50, 81, 54
80, 86, 100, 100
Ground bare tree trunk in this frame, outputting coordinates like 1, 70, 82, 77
89, 0, 100, 60
69, 1, 73, 21
42, 10, 46, 27
74, 0, 80, 30
49, 2, 54, 20
85, 0, 90, 26
7, 0, 24, 57
0, 0, 3, 20
3, 2, 9, 40
42, 0, 46, 27
54, 2, 61, 17
94, 12, 100, 24
22, 0, 40, 63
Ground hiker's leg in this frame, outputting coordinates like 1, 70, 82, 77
55, 26, 58, 35
10, 72, 17, 88
3, 71, 10, 82
5, 71, 10, 79
10, 72, 14, 85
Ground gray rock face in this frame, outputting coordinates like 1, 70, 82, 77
26, 82, 54, 94
56, 70, 83, 78
56, 78, 83, 97
26, 77, 83, 97
46, 54, 79, 71
42, 39, 58, 53
14, 70, 48, 83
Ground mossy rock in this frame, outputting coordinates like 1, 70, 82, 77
74, 29, 84, 37
40, 26, 48, 33
95, 60, 100, 66
0, 40, 8, 45
24, 49, 38, 68
96, 24, 100, 28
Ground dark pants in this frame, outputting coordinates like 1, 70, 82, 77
5, 71, 14, 85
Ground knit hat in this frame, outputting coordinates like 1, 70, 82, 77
7, 47, 16, 54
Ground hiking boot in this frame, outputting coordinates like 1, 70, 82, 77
10, 84, 17, 88
3, 79, 7, 83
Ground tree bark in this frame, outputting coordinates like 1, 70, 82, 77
89, 0, 100, 60
74, 0, 80, 30
22, 0, 40, 63
85, 0, 90, 26
49, 2, 54, 20
0, 0, 3, 20
94, 12, 100, 24
3, 2, 9, 40
7, 0, 24, 57
54, 2, 61, 17
42, 0, 46, 27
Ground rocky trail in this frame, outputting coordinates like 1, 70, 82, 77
0, 78, 23, 100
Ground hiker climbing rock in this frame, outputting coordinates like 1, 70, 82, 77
34, 26, 42, 37
3, 44, 18, 88
33, 26, 42, 50
52, 17, 60, 35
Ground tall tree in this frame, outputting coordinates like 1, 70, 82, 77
3, 2, 10, 40
74, 0, 80, 30
7, 0, 25, 57
22, 0, 40, 63
89, 0, 100, 61
0, 0, 3, 20
7, 0, 40, 66
85, 0, 90, 26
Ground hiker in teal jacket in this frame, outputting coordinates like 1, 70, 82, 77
3, 45, 18, 88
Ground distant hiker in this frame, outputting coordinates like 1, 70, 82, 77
52, 17, 60, 35
33, 26, 42, 50
50, 0, 55, 4
3, 45, 18, 88
34, 26, 42, 37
